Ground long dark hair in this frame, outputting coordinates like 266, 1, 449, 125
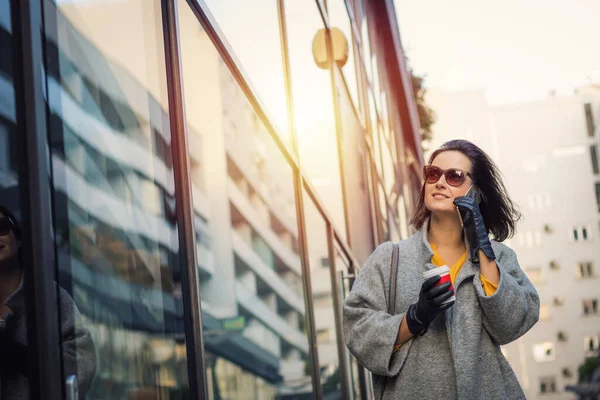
409, 140, 521, 241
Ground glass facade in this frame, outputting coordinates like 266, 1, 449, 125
303, 189, 341, 398
42, 0, 190, 397
4, 0, 424, 398
0, 3, 18, 207
178, 2, 314, 395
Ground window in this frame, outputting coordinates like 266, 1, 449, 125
583, 298, 599, 316
0, 2, 38, 392
576, 262, 594, 278
554, 296, 565, 306
571, 226, 592, 242
200, 0, 288, 139
584, 334, 600, 356
534, 230, 542, 246
595, 183, 600, 212
45, 0, 194, 397
0, 125, 9, 172
540, 304, 550, 320
516, 230, 544, 248
303, 188, 341, 397
285, 0, 347, 245
528, 193, 552, 211
585, 102, 595, 137
178, 2, 317, 396
539, 376, 557, 394
320, 257, 329, 268
328, 0, 360, 108
591, 145, 599, 174
533, 342, 555, 362
526, 231, 534, 248
525, 267, 544, 284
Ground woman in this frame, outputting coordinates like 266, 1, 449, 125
343, 140, 539, 400
0, 205, 96, 399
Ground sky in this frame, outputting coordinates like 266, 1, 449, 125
394, 0, 600, 105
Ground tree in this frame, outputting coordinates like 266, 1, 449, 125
409, 68, 436, 144
578, 356, 599, 383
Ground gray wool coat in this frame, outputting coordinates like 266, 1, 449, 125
1, 277, 97, 400
343, 226, 540, 400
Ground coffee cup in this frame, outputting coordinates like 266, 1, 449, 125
423, 266, 455, 305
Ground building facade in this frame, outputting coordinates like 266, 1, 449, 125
427, 86, 600, 399
1, 0, 423, 399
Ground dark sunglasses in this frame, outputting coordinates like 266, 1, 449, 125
423, 165, 473, 187
0, 217, 15, 236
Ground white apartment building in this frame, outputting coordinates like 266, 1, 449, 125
426, 85, 600, 399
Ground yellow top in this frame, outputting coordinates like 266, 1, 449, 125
392, 243, 497, 353
429, 243, 498, 296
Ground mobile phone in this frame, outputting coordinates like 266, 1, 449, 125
465, 184, 481, 204
456, 184, 481, 228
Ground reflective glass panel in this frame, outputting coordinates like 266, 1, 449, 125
43, 1, 190, 397
200, 0, 289, 144
328, 0, 360, 108
0, 4, 44, 398
303, 189, 341, 396
178, 1, 315, 397
335, 244, 362, 400
284, 0, 347, 243
381, 129, 396, 196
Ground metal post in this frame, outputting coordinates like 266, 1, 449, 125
325, 26, 354, 249
13, 0, 63, 398
278, 1, 323, 397
161, 0, 208, 398
327, 223, 352, 399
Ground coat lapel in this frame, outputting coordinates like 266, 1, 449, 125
454, 257, 478, 290
418, 223, 482, 398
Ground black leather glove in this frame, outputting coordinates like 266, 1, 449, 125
405, 275, 454, 335
454, 193, 496, 263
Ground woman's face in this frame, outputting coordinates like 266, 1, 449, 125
424, 150, 474, 215
0, 212, 19, 264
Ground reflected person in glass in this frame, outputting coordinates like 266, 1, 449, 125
0, 205, 96, 399
343, 140, 539, 399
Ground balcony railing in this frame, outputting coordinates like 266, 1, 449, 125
232, 231, 304, 314
235, 282, 309, 354
228, 179, 301, 276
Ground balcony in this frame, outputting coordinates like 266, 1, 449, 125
228, 179, 301, 276
232, 231, 304, 314
235, 282, 309, 354
48, 77, 174, 196
53, 155, 178, 251
227, 153, 297, 240
197, 242, 215, 277
0, 73, 16, 122
191, 184, 211, 221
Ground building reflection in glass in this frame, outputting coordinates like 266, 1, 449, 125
178, 1, 314, 397
43, 0, 189, 398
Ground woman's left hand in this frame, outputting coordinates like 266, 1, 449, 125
454, 193, 496, 263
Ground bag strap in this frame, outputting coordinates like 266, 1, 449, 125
388, 243, 399, 315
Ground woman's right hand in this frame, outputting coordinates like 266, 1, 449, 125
406, 275, 455, 335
